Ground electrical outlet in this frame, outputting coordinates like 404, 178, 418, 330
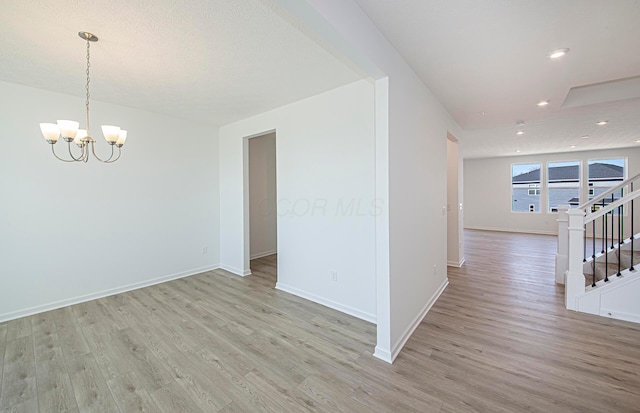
202, 246, 208, 254
331, 271, 338, 282
433, 264, 437, 276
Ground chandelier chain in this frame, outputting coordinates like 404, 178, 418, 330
85, 39, 91, 135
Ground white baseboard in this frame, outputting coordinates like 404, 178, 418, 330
373, 346, 393, 363
275, 282, 376, 324
389, 278, 449, 363
219, 264, 252, 277
600, 308, 640, 324
0, 264, 220, 324
250, 250, 277, 260
464, 226, 557, 236
447, 258, 465, 268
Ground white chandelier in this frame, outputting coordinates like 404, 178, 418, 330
39, 32, 127, 163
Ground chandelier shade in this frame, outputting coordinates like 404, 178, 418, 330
39, 32, 128, 163
101, 125, 121, 144
39, 123, 60, 144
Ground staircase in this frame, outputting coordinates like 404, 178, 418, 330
556, 173, 640, 323
583, 235, 639, 285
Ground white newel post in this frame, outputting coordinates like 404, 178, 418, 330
565, 209, 586, 310
555, 206, 569, 285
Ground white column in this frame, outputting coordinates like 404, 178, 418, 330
565, 209, 586, 310
555, 206, 569, 284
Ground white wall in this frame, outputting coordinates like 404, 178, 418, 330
219, 79, 377, 322
0, 81, 220, 322
464, 147, 640, 234
447, 137, 464, 267
270, 0, 464, 362
249, 133, 277, 259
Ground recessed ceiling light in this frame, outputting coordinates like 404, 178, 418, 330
537, 100, 550, 107
516, 130, 525, 135
580, 135, 589, 139
596, 120, 608, 126
570, 145, 577, 148
515, 150, 521, 153
635, 139, 640, 143
548, 48, 570, 59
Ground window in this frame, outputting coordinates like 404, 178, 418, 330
547, 161, 581, 212
512, 163, 541, 212
588, 158, 625, 204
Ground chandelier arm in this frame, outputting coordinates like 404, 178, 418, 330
67, 141, 85, 162
105, 147, 122, 163
90, 141, 115, 163
51, 144, 77, 163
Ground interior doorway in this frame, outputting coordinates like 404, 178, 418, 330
247, 131, 278, 286
447, 133, 465, 268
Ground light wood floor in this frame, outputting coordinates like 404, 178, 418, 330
1, 231, 640, 412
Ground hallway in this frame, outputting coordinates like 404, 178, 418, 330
400, 229, 640, 412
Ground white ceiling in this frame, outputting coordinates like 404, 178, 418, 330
0, 0, 362, 127
3, 0, 639, 159
354, 0, 640, 158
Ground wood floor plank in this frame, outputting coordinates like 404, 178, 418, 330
243, 369, 312, 412
110, 328, 173, 393
66, 352, 120, 413
0, 397, 38, 413
106, 372, 160, 413
51, 307, 90, 361
149, 382, 204, 413
91, 297, 135, 333
80, 323, 131, 382
126, 324, 232, 411
0, 322, 7, 398
295, 374, 370, 412
0, 337, 36, 410
4, 319, 31, 343
32, 318, 78, 413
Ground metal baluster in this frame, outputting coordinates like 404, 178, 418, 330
631, 182, 635, 271
611, 194, 615, 249
621, 186, 625, 238
601, 199, 606, 254
618, 202, 622, 277
605, 211, 609, 283
592, 218, 597, 287
583, 223, 587, 263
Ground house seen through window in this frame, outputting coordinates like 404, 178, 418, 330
548, 161, 580, 212
588, 159, 625, 206
512, 163, 541, 212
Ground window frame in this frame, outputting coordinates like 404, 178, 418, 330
511, 162, 543, 214
587, 157, 627, 201
546, 160, 582, 213
586, 157, 627, 216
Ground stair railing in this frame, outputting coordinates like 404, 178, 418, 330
582, 185, 639, 286
578, 172, 640, 211
559, 173, 640, 311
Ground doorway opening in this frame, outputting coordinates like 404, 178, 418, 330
447, 133, 465, 268
247, 131, 278, 286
